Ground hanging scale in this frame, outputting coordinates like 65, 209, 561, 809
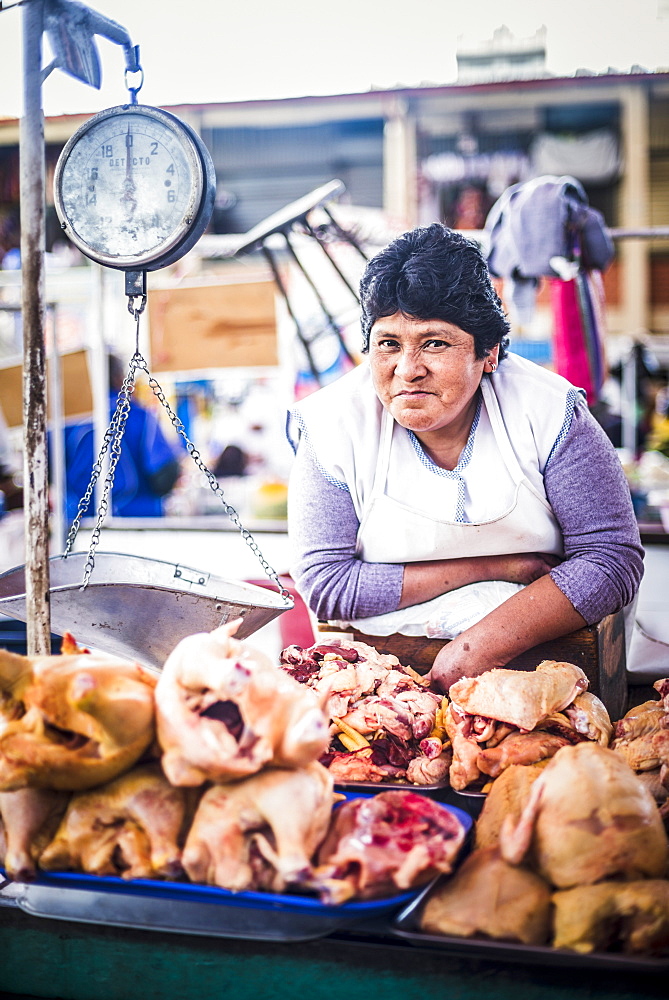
53, 60, 292, 607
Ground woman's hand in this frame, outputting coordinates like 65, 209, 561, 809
425, 574, 586, 694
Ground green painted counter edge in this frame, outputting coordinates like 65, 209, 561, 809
0, 908, 666, 1000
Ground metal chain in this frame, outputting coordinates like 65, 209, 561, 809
64, 353, 143, 589
134, 354, 292, 604
66, 299, 292, 604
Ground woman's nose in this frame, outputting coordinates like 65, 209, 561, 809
395, 350, 426, 379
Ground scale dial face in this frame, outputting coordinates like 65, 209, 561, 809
54, 104, 213, 269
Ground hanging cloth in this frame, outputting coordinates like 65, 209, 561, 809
485, 174, 614, 327
549, 269, 607, 406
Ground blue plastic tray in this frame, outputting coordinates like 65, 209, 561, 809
3, 798, 472, 941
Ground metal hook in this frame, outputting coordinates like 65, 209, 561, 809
124, 64, 144, 104
126, 293, 147, 318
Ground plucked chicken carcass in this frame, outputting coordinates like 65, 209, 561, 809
474, 764, 542, 850
0, 642, 157, 791
552, 880, 669, 955
311, 789, 466, 904
280, 641, 449, 785
612, 678, 669, 774
0, 787, 69, 881
499, 742, 668, 888
445, 661, 610, 790
156, 621, 330, 786
611, 679, 669, 828
182, 761, 337, 893
39, 762, 191, 880
419, 847, 553, 946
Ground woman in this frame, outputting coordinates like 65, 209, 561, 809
286, 224, 643, 691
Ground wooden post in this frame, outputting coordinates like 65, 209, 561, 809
20, 0, 51, 654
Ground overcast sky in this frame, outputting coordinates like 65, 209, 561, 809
1, 0, 669, 117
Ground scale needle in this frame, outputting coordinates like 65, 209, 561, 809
121, 125, 137, 219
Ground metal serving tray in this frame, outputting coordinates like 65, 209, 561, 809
0, 552, 289, 670
7, 871, 416, 943
334, 778, 449, 797
391, 877, 669, 973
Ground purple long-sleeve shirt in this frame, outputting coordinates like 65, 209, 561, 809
287, 399, 644, 625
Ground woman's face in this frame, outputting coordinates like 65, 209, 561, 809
369, 312, 497, 436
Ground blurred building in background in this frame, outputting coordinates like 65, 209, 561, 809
1, 63, 668, 343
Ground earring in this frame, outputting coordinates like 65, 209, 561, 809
488, 362, 497, 373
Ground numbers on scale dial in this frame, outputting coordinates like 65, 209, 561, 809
60, 113, 197, 260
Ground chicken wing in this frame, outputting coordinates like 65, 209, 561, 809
477, 731, 572, 778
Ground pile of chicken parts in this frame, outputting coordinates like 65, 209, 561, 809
279, 640, 451, 785
0, 624, 467, 904
418, 675, 669, 956
444, 659, 613, 791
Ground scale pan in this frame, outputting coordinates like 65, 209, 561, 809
0, 552, 290, 671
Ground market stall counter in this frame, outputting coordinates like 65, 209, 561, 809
1, 599, 667, 995
0, 904, 666, 1000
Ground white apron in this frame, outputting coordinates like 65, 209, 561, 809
357, 376, 564, 564
341, 378, 563, 635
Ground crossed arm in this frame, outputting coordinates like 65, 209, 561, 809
287, 403, 643, 687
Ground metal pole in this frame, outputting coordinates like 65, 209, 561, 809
48, 303, 67, 554
20, 0, 51, 654
621, 342, 638, 456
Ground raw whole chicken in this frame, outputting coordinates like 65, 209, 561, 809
612, 679, 669, 774
499, 742, 668, 888
39, 762, 191, 880
0, 644, 157, 791
552, 880, 669, 954
311, 789, 466, 904
155, 621, 330, 786
182, 761, 337, 893
0, 786, 69, 881
419, 847, 553, 946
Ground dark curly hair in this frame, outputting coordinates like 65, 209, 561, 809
360, 223, 509, 360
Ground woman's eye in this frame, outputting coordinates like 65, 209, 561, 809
376, 339, 400, 349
